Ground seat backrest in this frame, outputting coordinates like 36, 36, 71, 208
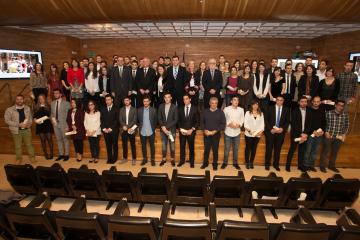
248, 173, 284, 206
4, 164, 39, 195
210, 171, 246, 206
161, 218, 212, 240
102, 167, 137, 201
6, 206, 58, 239
55, 211, 107, 239
67, 165, 105, 199
136, 168, 170, 204
35, 163, 73, 197
108, 216, 159, 240
335, 208, 360, 240
275, 223, 330, 240
216, 220, 269, 240
318, 175, 360, 209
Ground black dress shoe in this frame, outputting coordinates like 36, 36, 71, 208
55, 156, 64, 161
307, 167, 317, 172
245, 163, 250, 169
233, 164, 240, 170
190, 164, 194, 168
329, 167, 340, 173
220, 164, 227, 169
320, 167, 327, 173
141, 160, 148, 166
159, 160, 166, 166
76, 159, 82, 162
171, 160, 175, 167
213, 165, 218, 171
151, 160, 156, 166
300, 167, 308, 172
200, 164, 208, 169
285, 167, 291, 172
63, 156, 69, 161
274, 167, 280, 171
177, 161, 185, 167
250, 163, 254, 169
265, 166, 270, 171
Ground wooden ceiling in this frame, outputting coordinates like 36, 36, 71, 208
1, 0, 360, 26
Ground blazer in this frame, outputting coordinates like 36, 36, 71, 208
282, 72, 297, 98
184, 71, 201, 94
51, 99, 70, 130
119, 106, 137, 128
297, 75, 319, 99
100, 105, 119, 132
137, 106, 157, 133
110, 65, 132, 98
155, 75, 172, 97
157, 103, 178, 134
98, 74, 111, 94
202, 69, 222, 96
178, 104, 199, 130
135, 67, 157, 94
167, 65, 187, 97
66, 109, 85, 139
290, 107, 312, 139
265, 105, 290, 134
4, 105, 32, 134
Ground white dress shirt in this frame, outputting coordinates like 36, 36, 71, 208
316, 69, 326, 81
125, 106, 130, 125
84, 111, 101, 136
244, 111, 265, 137
223, 106, 244, 137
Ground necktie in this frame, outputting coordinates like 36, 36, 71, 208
186, 106, 189, 117
286, 74, 290, 94
55, 100, 59, 122
119, 66, 123, 77
144, 68, 148, 77
174, 67, 178, 79
132, 70, 136, 78
211, 70, 214, 80
276, 106, 281, 127
108, 107, 111, 112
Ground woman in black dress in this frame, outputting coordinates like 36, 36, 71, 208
237, 65, 254, 111
185, 60, 200, 106
33, 94, 53, 159
154, 65, 171, 108
60, 61, 71, 101
318, 67, 340, 110
269, 66, 285, 105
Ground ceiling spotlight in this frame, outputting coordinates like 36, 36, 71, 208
240, 23, 245, 32
203, 23, 208, 32
256, 23, 261, 32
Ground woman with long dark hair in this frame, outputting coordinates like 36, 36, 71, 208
30, 62, 47, 103
237, 65, 254, 111
269, 66, 285, 105
318, 67, 340, 110
98, 66, 111, 106
67, 59, 84, 103
48, 63, 62, 100
60, 61, 71, 101
84, 62, 100, 106
154, 65, 170, 108
298, 64, 319, 100
33, 94, 53, 159
84, 100, 101, 163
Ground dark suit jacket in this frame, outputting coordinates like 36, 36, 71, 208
66, 109, 85, 139
290, 107, 312, 139
110, 65, 132, 99
98, 74, 111, 94
298, 75, 319, 99
157, 103, 178, 134
137, 106, 157, 133
167, 66, 187, 98
100, 106, 119, 132
155, 75, 173, 97
135, 67, 157, 94
202, 69, 222, 96
119, 106, 137, 128
265, 105, 290, 134
184, 71, 200, 94
282, 72, 297, 98
178, 105, 199, 130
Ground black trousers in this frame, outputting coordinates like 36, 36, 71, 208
88, 136, 100, 158
265, 132, 285, 167
245, 136, 260, 164
286, 139, 307, 169
73, 139, 83, 154
203, 132, 220, 166
32, 88, 48, 103
104, 130, 118, 163
179, 131, 196, 165
140, 134, 155, 161
121, 131, 136, 160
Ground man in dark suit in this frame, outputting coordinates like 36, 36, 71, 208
135, 57, 157, 107
138, 95, 157, 166
282, 63, 297, 108
203, 58, 222, 108
130, 60, 138, 107
100, 94, 119, 164
267, 58, 278, 74
166, 56, 187, 106
286, 96, 312, 172
158, 92, 178, 166
264, 95, 290, 171
110, 57, 132, 108
178, 94, 199, 168
119, 96, 137, 165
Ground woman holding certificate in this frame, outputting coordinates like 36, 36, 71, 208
33, 94, 53, 159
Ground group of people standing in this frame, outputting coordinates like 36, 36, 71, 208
4, 54, 357, 172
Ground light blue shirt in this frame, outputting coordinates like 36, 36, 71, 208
141, 107, 153, 136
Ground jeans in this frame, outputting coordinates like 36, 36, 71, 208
223, 134, 240, 165
303, 136, 322, 167
245, 136, 260, 164
121, 131, 136, 160
88, 136, 100, 158
160, 131, 175, 159
320, 137, 343, 168
140, 134, 155, 161
12, 129, 35, 160
203, 132, 221, 166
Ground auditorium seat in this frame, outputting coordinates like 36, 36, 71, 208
214, 205, 270, 240
67, 164, 106, 199
0, 204, 14, 240
35, 163, 73, 197
5, 206, 58, 239
160, 218, 212, 240
4, 164, 39, 195
280, 172, 322, 208
136, 167, 171, 212
317, 174, 360, 209
335, 208, 360, 240
209, 171, 247, 217
170, 169, 211, 216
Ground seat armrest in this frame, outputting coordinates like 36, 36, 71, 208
159, 200, 171, 228
290, 207, 316, 224
209, 202, 217, 232
68, 196, 86, 212
113, 198, 130, 216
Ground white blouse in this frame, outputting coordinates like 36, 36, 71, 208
85, 72, 100, 93
244, 111, 265, 138
253, 73, 270, 97
84, 111, 101, 136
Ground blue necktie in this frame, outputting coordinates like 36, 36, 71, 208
174, 67, 178, 79
276, 107, 281, 127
